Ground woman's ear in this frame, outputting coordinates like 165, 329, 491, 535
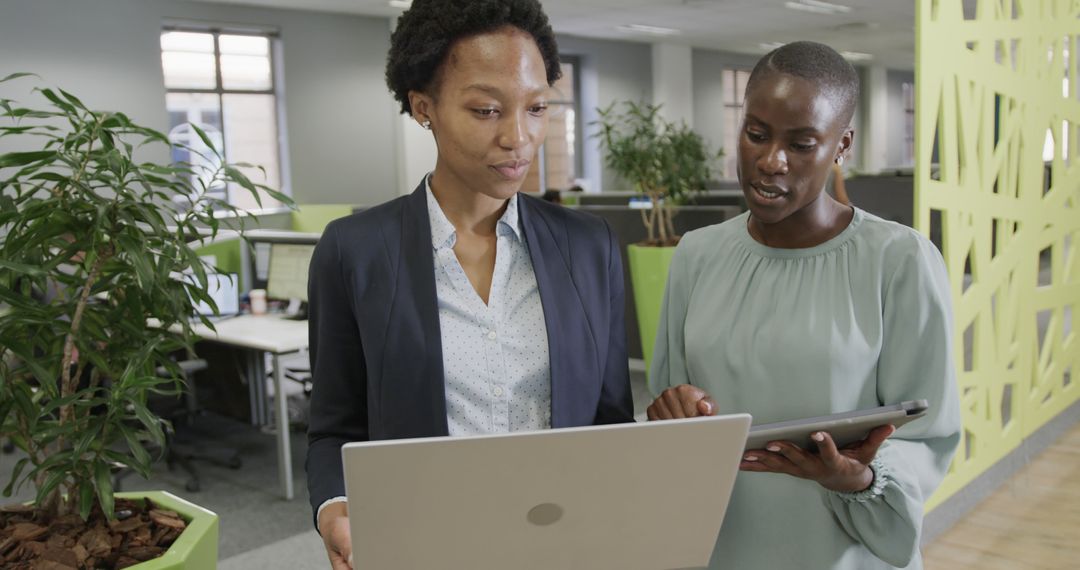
409, 90, 434, 130
836, 127, 855, 162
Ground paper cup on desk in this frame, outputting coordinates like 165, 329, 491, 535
250, 289, 267, 315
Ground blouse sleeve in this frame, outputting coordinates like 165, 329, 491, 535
823, 235, 962, 567
648, 238, 693, 396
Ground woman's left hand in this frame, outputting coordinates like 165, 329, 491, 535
740, 424, 896, 492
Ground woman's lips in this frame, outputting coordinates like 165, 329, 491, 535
491, 161, 530, 180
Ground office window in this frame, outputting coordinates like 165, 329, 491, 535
903, 81, 916, 166
721, 68, 751, 179
161, 29, 285, 211
523, 57, 581, 193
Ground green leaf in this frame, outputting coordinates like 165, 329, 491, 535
78, 481, 95, 520
2, 457, 30, 497
0, 150, 55, 168
189, 123, 219, 154
93, 460, 115, 521
0, 72, 37, 83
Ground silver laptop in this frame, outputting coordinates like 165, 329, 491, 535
342, 414, 751, 570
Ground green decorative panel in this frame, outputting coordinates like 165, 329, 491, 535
916, 0, 1080, 509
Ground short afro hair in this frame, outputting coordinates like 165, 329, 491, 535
386, 0, 562, 115
746, 41, 860, 125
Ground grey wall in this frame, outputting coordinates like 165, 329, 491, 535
556, 34, 652, 192
886, 69, 915, 169
0, 0, 398, 207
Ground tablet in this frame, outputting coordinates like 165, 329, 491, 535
744, 399, 929, 451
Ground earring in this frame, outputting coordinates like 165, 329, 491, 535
835, 156, 844, 166
421, 120, 431, 130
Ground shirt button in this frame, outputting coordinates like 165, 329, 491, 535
487, 330, 497, 340
493, 386, 504, 397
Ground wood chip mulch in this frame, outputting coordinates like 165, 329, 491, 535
0, 497, 188, 569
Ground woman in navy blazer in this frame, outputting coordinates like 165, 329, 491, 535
306, 1, 633, 567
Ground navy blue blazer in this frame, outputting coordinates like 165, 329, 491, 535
305, 183, 634, 523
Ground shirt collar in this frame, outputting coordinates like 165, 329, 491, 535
424, 174, 524, 250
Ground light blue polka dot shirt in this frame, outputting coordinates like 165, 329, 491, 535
425, 180, 552, 436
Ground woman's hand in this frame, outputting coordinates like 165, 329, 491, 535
319, 502, 354, 569
740, 424, 896, 492
646, 384, 717, 420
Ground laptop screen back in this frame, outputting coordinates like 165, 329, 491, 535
342, 414, 751, 570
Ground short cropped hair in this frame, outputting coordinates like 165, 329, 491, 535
385, 0, 562, 115
746, 41, 860, 125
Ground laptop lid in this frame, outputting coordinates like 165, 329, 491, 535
189, 272, 239, 317
342, 414, 751, 570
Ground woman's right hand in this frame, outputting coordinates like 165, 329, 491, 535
319, 502, 354, 569
646, 384, 717, 420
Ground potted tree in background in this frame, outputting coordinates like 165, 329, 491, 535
594, 101, 720, 373
0, 73, 291, 568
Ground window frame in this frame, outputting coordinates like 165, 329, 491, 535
160, 23, 288, 209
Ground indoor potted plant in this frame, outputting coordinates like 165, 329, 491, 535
0, 73, 291, 568
593, 101, 720, 373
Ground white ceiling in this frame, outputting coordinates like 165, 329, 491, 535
191, 0, 925, 70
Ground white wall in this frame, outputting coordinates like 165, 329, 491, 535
0, 0, 398, 207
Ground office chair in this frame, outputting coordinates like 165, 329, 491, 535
115, 358, 242, 493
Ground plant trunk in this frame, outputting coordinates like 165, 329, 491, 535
48, 253, 107, 518
651, 191, 667, 245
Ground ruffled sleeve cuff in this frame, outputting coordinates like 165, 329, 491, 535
831, 457, 891, 503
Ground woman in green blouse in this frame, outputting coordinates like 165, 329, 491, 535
647, 41, 961, 569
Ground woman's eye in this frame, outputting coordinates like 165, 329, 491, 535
792, 142, 816, 152
529, 105, 548, 115
473, 108, 498, 117
746, 130, 767, 142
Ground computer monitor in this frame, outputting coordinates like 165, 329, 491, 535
267, 243, 315, 302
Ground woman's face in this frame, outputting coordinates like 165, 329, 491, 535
737, 73, 853, 225
411, 26, 551, 200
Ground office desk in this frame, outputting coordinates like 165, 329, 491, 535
187, 314, 307, 500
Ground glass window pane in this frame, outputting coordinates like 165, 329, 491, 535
162, 51, 217, 90
165, 93, 226, 201
735, 70, 750, 104
221, 54, 272, 90
722, 70, 735, 104
219, 34, 268, 56
222, 94, 281, 209
544, 107, 575, 190
552, 61, 575, 104
161, 32, 217, 89
723, 107, 742, 179
161, 31, 213, 53
221, 35, 272, 90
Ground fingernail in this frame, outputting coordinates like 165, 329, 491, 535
766, 445, 780, 452
743, 455, 758, 461
812, 432, 825, 442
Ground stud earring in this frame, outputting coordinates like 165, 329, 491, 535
835, 156, 844, 166
421, 120, 431, 130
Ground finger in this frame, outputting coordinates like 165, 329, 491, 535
739, 459, 770, 471
651, 396, 676, 420
745, 450, 798, 475
811, 431, 841, 466
348, 552, 354, 570
852, 424, 896, 463
661, 390, 687, 419
768, 441, 816, 472
646, 405, 658, 421
697, 397, 717, 416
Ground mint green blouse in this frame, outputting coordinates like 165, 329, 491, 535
649, 208, 961, 569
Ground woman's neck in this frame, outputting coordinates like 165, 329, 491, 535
429, 165, 508, 238
748, 192, 853, 249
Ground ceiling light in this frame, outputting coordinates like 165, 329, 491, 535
615, 24, 682, 36
389, 0, 412, 8
840, 51, 873, 61
784, 0, 852, 15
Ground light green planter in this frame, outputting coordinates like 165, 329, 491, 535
117, 491, 219, 569
626, 244, 677, 378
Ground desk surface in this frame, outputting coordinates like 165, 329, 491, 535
190, 314, 308, 354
